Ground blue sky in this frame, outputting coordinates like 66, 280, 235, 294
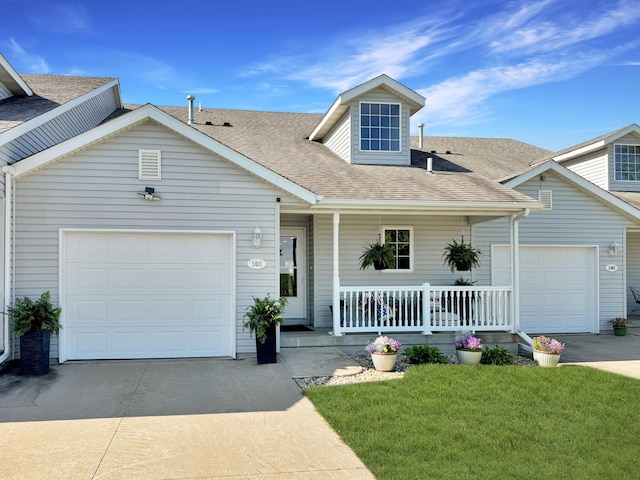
2, 0, 639, 151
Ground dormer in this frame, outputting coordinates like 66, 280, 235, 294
554, 124, 640, 193
309, 75, 425, 166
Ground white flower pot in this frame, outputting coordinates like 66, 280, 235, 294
371, 352, 398, 371
533, 350, 561, 367
456, 348, 482, 365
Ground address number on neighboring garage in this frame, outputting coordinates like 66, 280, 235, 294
247, 259, 267, 270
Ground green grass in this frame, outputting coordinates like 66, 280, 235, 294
306, 365, 640, 480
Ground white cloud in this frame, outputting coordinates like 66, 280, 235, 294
181, 88, 219, 95
28, 4, 93, 34
3, 38, 50, 73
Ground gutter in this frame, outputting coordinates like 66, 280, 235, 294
0, 166, 14, 365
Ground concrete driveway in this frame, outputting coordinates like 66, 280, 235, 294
552, 327, 640, 379
0, 357, 374, 480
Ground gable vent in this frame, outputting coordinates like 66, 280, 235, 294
139, 149, 161, 180
538, 189, 552, 211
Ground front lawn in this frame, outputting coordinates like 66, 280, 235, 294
306, 365, 640, 480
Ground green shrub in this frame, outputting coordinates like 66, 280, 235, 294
403, 345, 449, 364
480, 345, 515, 365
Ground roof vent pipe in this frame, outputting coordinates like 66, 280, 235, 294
187, 95, 195, 125
417, 123, 425, 149
427, 157, 433, 174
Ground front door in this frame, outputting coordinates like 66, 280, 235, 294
280, 229, 306, 320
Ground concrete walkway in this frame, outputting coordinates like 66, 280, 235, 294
0, 358, 374, 480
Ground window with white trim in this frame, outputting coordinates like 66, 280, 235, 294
383, 227, 412, 270
614, 144, 640, 181
360, 102, 400, 152
139, 149, 161, 180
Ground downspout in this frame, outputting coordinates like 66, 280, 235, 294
0, 166, 15, 365
510, 208, 532, 346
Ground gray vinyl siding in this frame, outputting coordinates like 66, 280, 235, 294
350, 88, 411, 166
323, 112, 350, 162
626, 230, 640, 315
0, 87, 119, 166
475, 171, 636, 331
563, 149, 608, 190
608, 132, 640, 192
0, 82, 11, 100
11, 121, 302, 358
313, 214, 485, 327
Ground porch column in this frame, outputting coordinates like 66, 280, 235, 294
332, 213, 342, 336
510, 209, 530, 332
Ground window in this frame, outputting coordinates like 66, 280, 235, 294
139, 149, 161, 180
614, 144, 640, 181
383, 227, 412, 270
360, 102, 400, 152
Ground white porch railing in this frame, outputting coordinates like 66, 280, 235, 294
333, 283, 512, 336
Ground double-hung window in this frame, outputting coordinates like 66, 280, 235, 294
383, 227, 412, 271
360, 102, 400, 152
614, 144, 640, 181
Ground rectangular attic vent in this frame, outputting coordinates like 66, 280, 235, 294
139, 149, 161, 180
538, 189, 552, 211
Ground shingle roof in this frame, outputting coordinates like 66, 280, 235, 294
138, 104, 540, 206
0, 74, 116, 134
410, 136, 552, 182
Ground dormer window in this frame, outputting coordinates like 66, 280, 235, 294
614, 144, 640, 181
360, 102, 400, 152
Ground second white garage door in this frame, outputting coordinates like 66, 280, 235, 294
61, 231, 235, 361
492, 246, 597, 333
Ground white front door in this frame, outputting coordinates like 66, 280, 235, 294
280, 229, 306, 320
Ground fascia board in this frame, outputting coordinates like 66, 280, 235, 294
505, 160, 640, 221
605, 124, 640, 144
0, 79, 121, 144
308, 97, 347, 141
13, 104, 318, 205
0, 53, 33, 96
553, 140, 605, 162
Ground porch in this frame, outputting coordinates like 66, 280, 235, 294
332, 284, 512, 336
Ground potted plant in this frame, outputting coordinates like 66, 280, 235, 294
365, 335, 403, 371
442, 238, 481, 272
531, 336, 565, 367
359, 241, 395, 270
608, 317, 631, 336
243, 295, 288, 364
454, 332, 483, 364
8, 291, 62, 375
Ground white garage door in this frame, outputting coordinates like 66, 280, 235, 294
62, 231, 235, 361
492, 246, 597, 333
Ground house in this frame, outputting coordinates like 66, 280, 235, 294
0, 51, 637, 364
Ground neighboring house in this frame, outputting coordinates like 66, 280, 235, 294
1, 51, 637, 364
0, 53, 122, 364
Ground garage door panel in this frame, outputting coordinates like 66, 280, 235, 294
493, 246, 596, 333
63, 232, 234, 360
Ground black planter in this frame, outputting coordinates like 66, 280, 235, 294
455, 260, 471, 271
256, 324, 277, 364
19, 330, 51, 375
373, 260, 387, 270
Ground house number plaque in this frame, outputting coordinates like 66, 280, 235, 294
605, 264, 618, 272
247, 259, 267, 270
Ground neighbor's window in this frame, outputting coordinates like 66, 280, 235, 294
384, 227, 412, 270
614, 144, 640, 181
360, 102, 400, 152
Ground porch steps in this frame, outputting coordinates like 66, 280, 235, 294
281, 328, 521, 356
